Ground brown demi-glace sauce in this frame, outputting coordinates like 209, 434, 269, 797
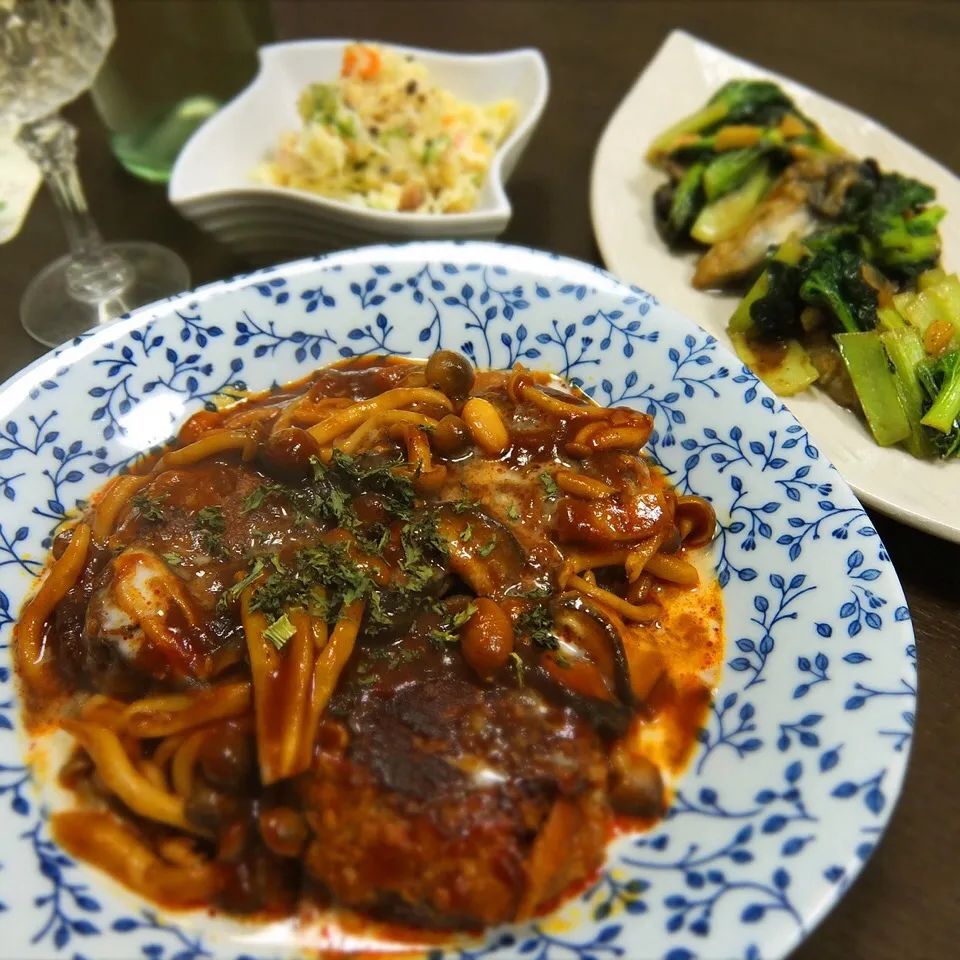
17, 353, 722, 943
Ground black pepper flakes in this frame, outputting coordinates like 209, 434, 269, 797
405, 80, 417, 95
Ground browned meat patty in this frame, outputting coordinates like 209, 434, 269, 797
299, 660, 611, 929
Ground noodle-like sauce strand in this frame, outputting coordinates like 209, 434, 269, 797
14, 352, 722, 933
17, 523, 91, 689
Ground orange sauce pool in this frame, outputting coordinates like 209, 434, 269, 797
14, 354, 723, 950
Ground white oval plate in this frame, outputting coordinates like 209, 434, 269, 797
0, 242, 914, 959
591, 29, 960, 543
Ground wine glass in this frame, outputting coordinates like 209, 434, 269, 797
0, 0, 191, 347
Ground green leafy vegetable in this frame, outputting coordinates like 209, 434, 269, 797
655, 161, 706, 244
219, 557, 266, 611
690, 161, 774, 245
834, 332, 911, 446
648, 79, 794, 161
842, 162, 944, 281
918, 351, 960, 453
880, 329, 935, 459
798, 232, 878, 334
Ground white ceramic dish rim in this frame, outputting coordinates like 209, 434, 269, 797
0, 241, 916, 960
168, 39, 550, 227
589, 29, 960, 545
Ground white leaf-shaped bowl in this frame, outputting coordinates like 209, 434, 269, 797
169, 40, 549, 264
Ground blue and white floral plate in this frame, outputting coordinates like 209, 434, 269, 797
0, 242, 915, 960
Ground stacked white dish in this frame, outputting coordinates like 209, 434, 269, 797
168, 40, 549, 265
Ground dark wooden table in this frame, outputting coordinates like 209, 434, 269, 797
3, 2, 959, 957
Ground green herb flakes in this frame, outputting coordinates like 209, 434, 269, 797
429, 602, 477, 649
477, 537, 497, 558
516, 603, 558, 650
194, 505, 230, 560
132, 492, 167, 523
195, 505, 225, 532
241, 483, 280, 514
263, 614, 297, 650
539, 472, 559, 500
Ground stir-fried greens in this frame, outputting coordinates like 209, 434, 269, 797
648, 79, 956, 460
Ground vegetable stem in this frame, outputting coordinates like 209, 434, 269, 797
920, 352, 960, 434
690, 162, 773, 244
835, 332, 911, 446
880, 329, 934, 458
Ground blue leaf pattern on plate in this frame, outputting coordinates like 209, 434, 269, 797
0, 243, 914, 960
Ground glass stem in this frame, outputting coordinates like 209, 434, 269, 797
16, 113, 131, 301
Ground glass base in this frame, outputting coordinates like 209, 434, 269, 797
20, 241, 190, 347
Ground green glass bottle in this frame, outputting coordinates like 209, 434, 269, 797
91, 0, 273, 184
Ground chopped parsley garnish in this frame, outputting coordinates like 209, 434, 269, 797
223, 448, 459, 630
357, 525, 391, 556
460, 522, 474, 543
451, 495, 480, 514
516, 602, 558, 650
507, 504, 521, 521
366, 643, 424, 669
249, 540, 380, 626
195, 505, 225, 531
162, 552, 183, 567
194, 505, 230, 559
241, 483, 281, 514
241, 507, 450, 631
263, 614, 297, 650
132, 492, 167, 523
324, 450, 417, 521
428, 602, 477, 649
477, 537, 497, 558
400, 513, 449, 590
219, 557, 267, 611
539, 472, 559, 500
286, 450, 418, 533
